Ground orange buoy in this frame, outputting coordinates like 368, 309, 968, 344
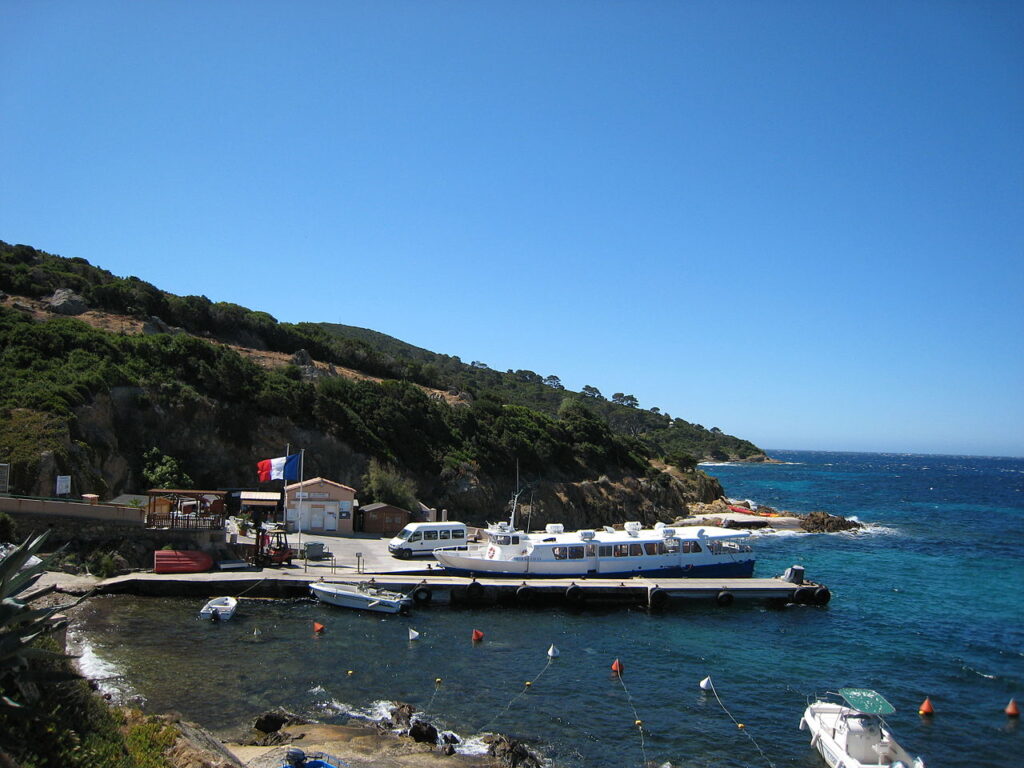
1006, 698, 1020, 718
611, 658, 624, 675
472, 629, 484, 643
918, 697, 934, 716
313, 622, 325, 634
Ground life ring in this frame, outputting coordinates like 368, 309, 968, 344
715, 590, 734, 608
648, 588, 668, 609
413, 587, 433, 605
486, 546, 496, 560
565, 584, 585, 603
516, 585, 535, 604
813, 587, 831, 606
466, 581, 484, 600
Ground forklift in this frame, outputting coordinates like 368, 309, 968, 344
251, 525, 296, 567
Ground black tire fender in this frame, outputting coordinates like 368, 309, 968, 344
413, 587, 433, 605
813, 586, 831, 606
466, 581, 484, 600
716, 590, 734, 608
794, 586, 815, 604
649, 588, 669, 609
565, 584, 584, 603
516, 585, 535, 604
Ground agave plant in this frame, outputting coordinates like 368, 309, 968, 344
0, 531, 82, 708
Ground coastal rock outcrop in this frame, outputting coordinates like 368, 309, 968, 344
800, 510, 863, 533
485, 734, 545, 768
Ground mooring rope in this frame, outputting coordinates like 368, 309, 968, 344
234, 576, 268, 599
479, 657, 554, 732
421, 677, 444, 718
705, 677, 775, 768
615, 673, 648, 768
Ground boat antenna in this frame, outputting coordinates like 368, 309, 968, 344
509, 487, 524, 529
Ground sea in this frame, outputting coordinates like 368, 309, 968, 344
70, 450, 1023, 768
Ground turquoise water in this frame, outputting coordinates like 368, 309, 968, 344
73, 451, 1023, 767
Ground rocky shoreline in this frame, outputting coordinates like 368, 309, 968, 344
680, 498, 863, 533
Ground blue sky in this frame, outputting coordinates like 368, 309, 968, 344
2, 2, 1022, 457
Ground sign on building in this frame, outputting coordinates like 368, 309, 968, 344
0, 464, 9, 494
56, 475, 72, 496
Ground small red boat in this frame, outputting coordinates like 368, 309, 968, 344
153, 550, 213, 574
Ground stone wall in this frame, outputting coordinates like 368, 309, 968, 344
2, 502, 227, 568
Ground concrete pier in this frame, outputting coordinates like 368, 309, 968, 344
96, 569, 831, 609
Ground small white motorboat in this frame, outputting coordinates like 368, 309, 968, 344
800, 688, 925, 768
199, 596, 237, 621
309, 581, 412, 614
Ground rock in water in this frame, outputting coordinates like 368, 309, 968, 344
408, 720, 439, 743
800, 510, 862, 533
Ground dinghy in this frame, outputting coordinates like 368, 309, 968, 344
310, 581, 412, 614
199, 596, 237, 621
800, 688, 925, 768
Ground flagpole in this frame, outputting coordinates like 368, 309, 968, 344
297, 448, 305, 550
283, 443, 290, 531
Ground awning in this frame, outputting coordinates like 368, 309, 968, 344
839, 689, 896, 715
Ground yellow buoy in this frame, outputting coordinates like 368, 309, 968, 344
525, 681, 532, 687
435, 678, 442, 685
635, 719, 643, 727
347, 670, 354, 676
737, 723, 745, 729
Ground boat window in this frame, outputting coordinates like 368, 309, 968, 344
439, 530, 451, 539
663, 538, 680, 553
614, 544, 629, 557
553, 547, 568, 560
424, 531, 438, 541
683, 541, 702, 553
512, 536, 520, 545
568, 546, 585, 559
629, 543, 643, 557
585, 544, 597, 557
452, 530, 465, 539
644, 542, 659, 555
492, 535, 511, 545
409, 532, 422, 542
599, 545, 612, 557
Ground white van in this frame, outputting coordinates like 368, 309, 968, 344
388, 522, 468, 559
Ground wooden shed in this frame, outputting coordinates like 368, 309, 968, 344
359, 502, 410, 535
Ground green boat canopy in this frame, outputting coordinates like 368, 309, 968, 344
838, 688, 896, 715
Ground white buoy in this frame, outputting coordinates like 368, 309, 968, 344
547, 644, 559, 658
409, 628, 420, 641
699, 676, 713, 691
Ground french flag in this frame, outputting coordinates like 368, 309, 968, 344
257, 454, 300, 483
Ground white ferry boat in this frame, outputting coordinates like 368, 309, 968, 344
433, 520, 754, 578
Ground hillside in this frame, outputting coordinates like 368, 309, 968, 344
0, 240, 762, 525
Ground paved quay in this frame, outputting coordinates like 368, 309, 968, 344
74, 531, 830, 610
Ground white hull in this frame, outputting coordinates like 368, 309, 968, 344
199, 596, 237, 621
434, 522, 754, 579
310, 582, 412, 614
800, 702, 924, 768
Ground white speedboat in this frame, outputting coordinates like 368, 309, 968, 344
198, 596, 237, 621
309, 581, 412, 614
800, 689, 925, 768
433, 520, 754, 578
